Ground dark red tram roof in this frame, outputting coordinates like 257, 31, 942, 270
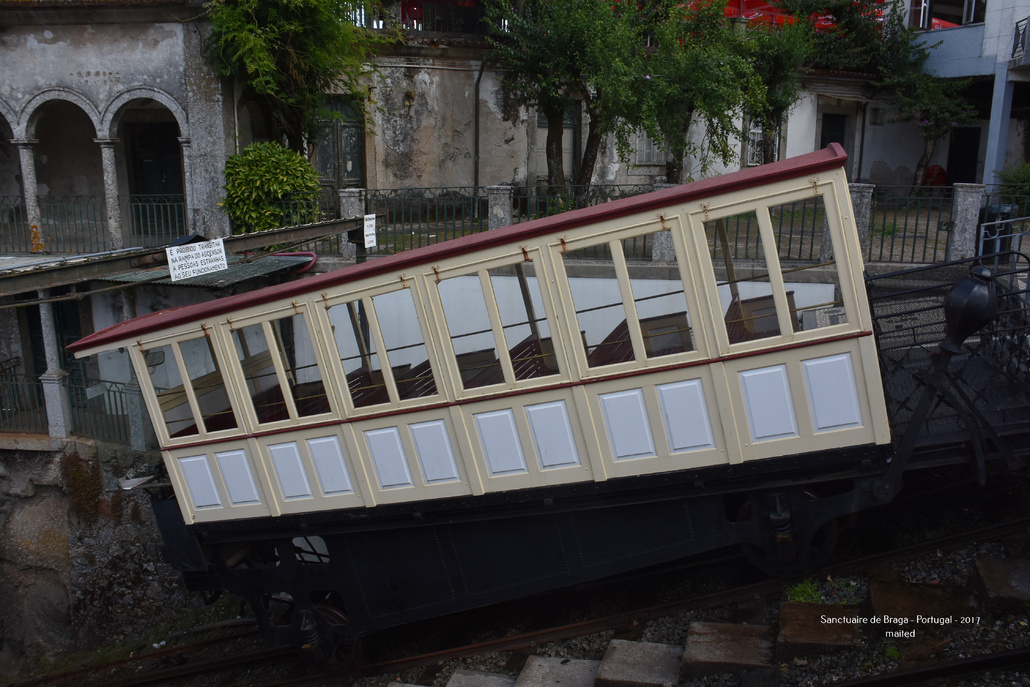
68, 144, 847, 354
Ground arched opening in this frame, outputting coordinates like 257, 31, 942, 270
0, 115, 22, 253
33, 100, 105, 253
115, 99, 186, 245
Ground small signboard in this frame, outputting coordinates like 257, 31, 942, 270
363, 214, 377, 249
166, 238, 228, 282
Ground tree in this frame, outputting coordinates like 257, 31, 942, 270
632, 0, 763, 183
204, 0, 391, 152
875, 7, 977, 186
743, 20, 813, 166
485, 0, 650, 192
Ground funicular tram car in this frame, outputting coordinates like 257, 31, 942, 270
68, 144, 1030, 662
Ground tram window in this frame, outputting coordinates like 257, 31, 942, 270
232, 323, 289, 422
370, 289, 438, 400
623, 227, 694, 358
768, 196, 848, 331
144, 343, 197, 438
563, 243, 635, 367
705, 211, 781, 344
438, 274, 503, 388
178, 337, 238, 433
270, 314, 331, 417
326, 299, 388, 408
488, 262, 558, 379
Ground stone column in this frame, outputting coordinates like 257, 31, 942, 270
95, 138, 123, 251
37, 291, 72, 439
948, 183, 986, 261
848, 183, 874, 257
14, 139, 44, 252
125, 379, 155, 452
339, 188, 365, 219
179, 137, 200, 237
487, 185, 513, 230
337, 188, 364, 260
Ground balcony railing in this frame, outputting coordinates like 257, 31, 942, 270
1014, 17, 1028, 59
126, 194, 189, 248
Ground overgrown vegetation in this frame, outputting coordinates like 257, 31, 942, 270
203, 0, 392, 151
222, 141, 321, 234
61, 453, 104, 526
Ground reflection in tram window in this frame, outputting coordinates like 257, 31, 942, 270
370, 289, 438, 400
179, 337, 238, 433
704, 211, 780, 344
326, 299, 387, 408
438, 274, 503, 388
768, 196, 848, 331
563, 242, 635, 367
624, 227, 694, 358
144, 343, 198, 438
231, 315, 330, 423
488, 262, 558, 379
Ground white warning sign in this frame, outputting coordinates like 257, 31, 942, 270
364, 213, 377, 249
166, 239, 228, 281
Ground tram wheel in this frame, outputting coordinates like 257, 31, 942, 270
736, 491, 839, 577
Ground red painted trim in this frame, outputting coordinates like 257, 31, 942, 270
161, 327, 871, 453
69, 145, 848, 353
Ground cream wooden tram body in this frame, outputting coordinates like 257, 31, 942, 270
72, 145, 890, 527
77, 145, 1008, 660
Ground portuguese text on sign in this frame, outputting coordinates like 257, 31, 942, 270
166, 239, 228, 281
364, 214, 377, 249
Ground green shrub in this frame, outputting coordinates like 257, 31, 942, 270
222, 141, 321, 234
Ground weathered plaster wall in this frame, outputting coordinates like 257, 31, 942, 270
0, 19, 234, 237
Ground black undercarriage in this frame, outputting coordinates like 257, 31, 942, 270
149, 253, 1030, 666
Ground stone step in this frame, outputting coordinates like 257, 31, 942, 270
513, 656, 601, 687
680, 621, 776, 681
594, 638, 682, 687
776, 602, 864, 660
975, 556, 1030, 613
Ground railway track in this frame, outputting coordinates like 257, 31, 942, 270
12, 477, 1029, 687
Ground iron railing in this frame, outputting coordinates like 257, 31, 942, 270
37, 195, 107, 254
68, 378, 134, 445
867, 187, 952, 263
126, 195, 189, 247
0, 196, 28, 253
364, 187, 489, 254
512, 184, 652, 224
0, 372, 47, 435
1014, 17, 1028, 59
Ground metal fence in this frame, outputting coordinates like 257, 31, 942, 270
364, 187, 489, 254
0, 372, 48, 435
512, 184, 652, 224
126, 195, 189, 247
867, 187, 953, 264
38, 195, 107, 254
0, 196, 29, 252
68, 378, 133, 445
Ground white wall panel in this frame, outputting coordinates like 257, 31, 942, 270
365, 427, 414, 489
657, 380, 715, 452
307, 436, 354, 495
802, 353, 863, 432
178, 455, 222, 509
739, 365, 798, 442
215, 449, 262, 505
474, 409, 528, 476
268, 441, 314, 500
599, 389, 656, 460
410, 420, 461, 484
525, 400, 580, 469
